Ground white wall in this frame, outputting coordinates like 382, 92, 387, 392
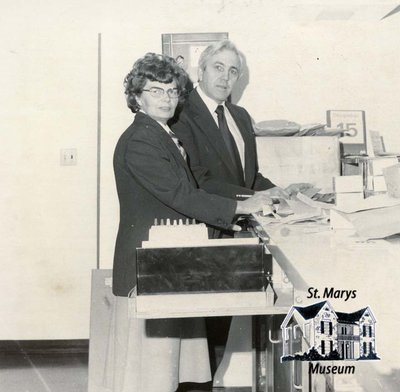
0, 2, 99, 339
1, 0, 399, 338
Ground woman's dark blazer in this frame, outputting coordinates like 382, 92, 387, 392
112, 112, 237, 296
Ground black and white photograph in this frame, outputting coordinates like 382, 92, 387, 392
1, 1, 400, 391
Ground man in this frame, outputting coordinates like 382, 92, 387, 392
171, 40, 303, 206
171, 40, 310, 382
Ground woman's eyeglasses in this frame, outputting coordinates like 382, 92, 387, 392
142, 87, 180, 99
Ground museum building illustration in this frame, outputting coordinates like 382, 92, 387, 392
281, 301, 378, 361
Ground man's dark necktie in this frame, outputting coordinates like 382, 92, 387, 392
215, 105, 244, 182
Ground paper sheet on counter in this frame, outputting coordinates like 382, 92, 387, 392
333, 193, 400, 213
331, 204, 400, 239
296, 192, 336, 210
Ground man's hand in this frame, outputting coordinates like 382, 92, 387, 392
284, 183, 314, 198
254, 183, 314, 201
257, 187, 290, 200
235, 192, 273, 215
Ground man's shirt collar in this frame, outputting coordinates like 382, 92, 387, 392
196, 86, 226, 116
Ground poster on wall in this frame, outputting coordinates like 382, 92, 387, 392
162, 32, 228, 83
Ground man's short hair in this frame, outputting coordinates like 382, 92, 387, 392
198, 40, 244, 75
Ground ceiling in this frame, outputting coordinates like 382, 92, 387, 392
283, 2, 400, 22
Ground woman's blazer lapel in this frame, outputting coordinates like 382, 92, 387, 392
137, 113, 197, 187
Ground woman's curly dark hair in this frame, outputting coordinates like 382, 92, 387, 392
124, 53, 189, 113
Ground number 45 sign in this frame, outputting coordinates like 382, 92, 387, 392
327, 110, 367, 155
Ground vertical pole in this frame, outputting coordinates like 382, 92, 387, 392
96, 33, 102, 269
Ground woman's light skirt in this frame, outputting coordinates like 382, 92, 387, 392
103, 295, 211, 392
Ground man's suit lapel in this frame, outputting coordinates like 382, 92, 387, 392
188, 90, 242, 181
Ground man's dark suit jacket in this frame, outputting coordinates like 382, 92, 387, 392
113, 112, 237, 296
171, 89, 275, 200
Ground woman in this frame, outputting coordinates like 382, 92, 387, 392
106, 53, 271, 392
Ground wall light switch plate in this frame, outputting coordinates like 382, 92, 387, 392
60, 148, 77, 166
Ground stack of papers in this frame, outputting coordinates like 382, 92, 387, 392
254, 120, 345, 137
254, 120, 300, 136
256, 192, 400, 240
259, 193, 331, 225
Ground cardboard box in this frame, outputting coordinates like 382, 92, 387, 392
368, 157, 398, 176
383, 163, 400, 198
335, 192, 364, 209
333, 175, 363, 193
372, 176, 387, 192
256, 136, 340, 192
